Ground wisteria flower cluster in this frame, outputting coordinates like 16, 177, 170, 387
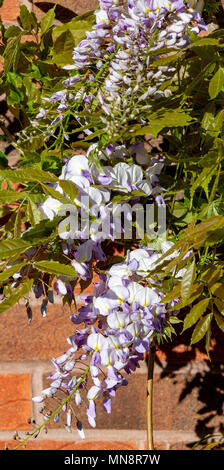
31, 0, 206, 149
33, 242, 183, 437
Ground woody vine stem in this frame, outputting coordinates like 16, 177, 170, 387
147, 344, 156, 451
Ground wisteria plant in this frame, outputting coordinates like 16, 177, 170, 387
0, 0, 224, 450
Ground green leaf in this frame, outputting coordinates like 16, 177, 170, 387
208, 67, 224, 100
191, 313, 213, 345
4, 25, 22, 39
111, 193, 132, 204
30, 12, 38, 33
41, 184, 70, 204
200, 266, 222, 288
190, 166, 216, 203
52, 30, 74, 66
0, 279, 33, 314
27, 199, 42, 226
132, 122, 164, 138
0, 239, 30, 259
0, 190, 29, 203
214, 109, 224, 132
201, 106, 215, 131
181, 259, 196, 302
202, 442, 222, 451
182, 298, 210, 333
40, 8, 55, 36
0, 262, 26, 282
214, 298, 224, 316
14, 210, 21, 238
0, 191, 45, 205
169, 316, 183, 324
190, 38, 220, 48
163, 323, 176, 340
0, 168, 58, 184
34, 260, 77, 277
3, 36, 21, 73
53, 10, 95, 41
214, 311, 224, 332
21, 217, 60, 243
205, 326, 212, 361
0, 151, 8, 169
161, 283, 181, 303
210, 282, 224, 299
131, 110, 193, 138
58, 180, 78, 202
20, 4, 32, 31
153, 52, 180, 67
201, 107, 224, 138
182, 62, 216, 102
27, 193, 46, 204
23, 76, 40, 105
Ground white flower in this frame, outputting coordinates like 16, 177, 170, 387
60, 155, 90, 180
95, 9, 110, 24
128, 282, 161, 307
128, 282, 145, 304
39, 197, 63, 220
87, 332, 109, 351
93, 295, 119, 316
139, 286, 161, 307
108, 262, 133, 279
87, 385, 102, 400
129, 249, 160, 273
107, 311, 129, 330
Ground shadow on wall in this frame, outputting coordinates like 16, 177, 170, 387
34, 2, 77, 22
32, 1, 99, 22
32, 0, 224, 27
0, 98, 22, 167
154, 323, 224, 446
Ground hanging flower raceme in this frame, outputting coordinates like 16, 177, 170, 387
61, 0, 206, 116
32, 0, 206, 145
32, 241, 186, 437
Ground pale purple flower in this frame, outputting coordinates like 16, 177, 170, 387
103, 396, 112, 413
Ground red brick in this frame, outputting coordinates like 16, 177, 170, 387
0, 374, 31, 430
143, 441, 168, 450
0, 440, 138, 450
0, 0, 20, 22
1, 298, 223, 362
156, 323, 224, 363
33, 0, 99, 21
43, 370, 224, 436
0, 303, 78, 361
169, 442, 193, 450
74, 272, 99, 295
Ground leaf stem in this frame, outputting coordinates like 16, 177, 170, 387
12, 364, 90, 450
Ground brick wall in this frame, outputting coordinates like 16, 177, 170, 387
0, 0, 99, 24
0, 287, 223, 451
0, 0, 224, 452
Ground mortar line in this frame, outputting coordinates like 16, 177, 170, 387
0, 429, 201, 443
0, 360, 223, 375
